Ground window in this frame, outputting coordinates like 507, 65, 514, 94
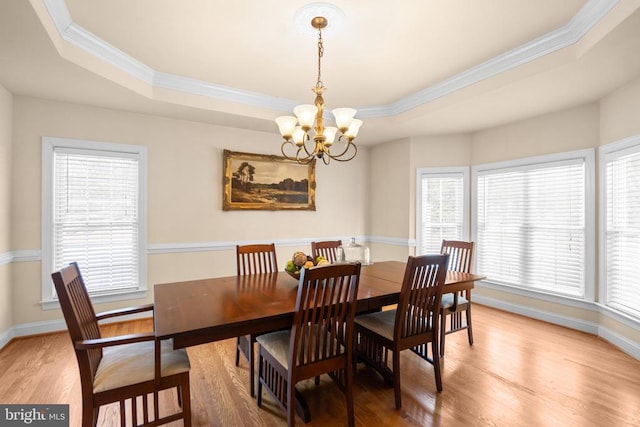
416, 167, 469, 255
600, 135, 640, 319
42, 137, 147, 307
473, 150, 594, 299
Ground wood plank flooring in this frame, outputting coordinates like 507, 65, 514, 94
0, 304, 638, 426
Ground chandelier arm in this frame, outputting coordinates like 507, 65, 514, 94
295, 147, 315, 164
281, 140, 300, 158
299, 134, 317, 158
325, 135, 357, 158
281, 140, 313, 164
326, 141, 358, 162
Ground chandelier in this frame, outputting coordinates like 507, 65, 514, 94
276, 16, 362, 165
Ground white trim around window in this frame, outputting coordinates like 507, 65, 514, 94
599, 134, 640, 321
415, 167, 470, 256
472, 149, 595, 301
41, 137, 148, 309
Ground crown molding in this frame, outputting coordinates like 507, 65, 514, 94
368, 0, 620, 117
41, 0, 620, 118
42, 0, 71, 31
153, 72, 297, 112
66, 22, 155, 84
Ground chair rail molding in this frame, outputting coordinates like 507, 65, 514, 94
0, 250, 41, 265
147, 236, 370, 254
0, 251, 11, 266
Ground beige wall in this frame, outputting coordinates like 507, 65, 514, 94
409, 134, 473, 240
368, 134, 473, 261
0, 84, 12, 334
600, 74, 640, 145
369, 138, 411, 261
470, 103, 600, 164
10, 96, 369, 324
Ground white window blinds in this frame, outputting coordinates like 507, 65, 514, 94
417, 168, 468, 255
53, 148, 140, 295
602, 140, 640, 318
475, 152, 592, 298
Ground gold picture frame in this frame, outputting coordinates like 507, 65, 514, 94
223, 150, 316, 211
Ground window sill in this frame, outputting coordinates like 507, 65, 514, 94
41, 289, 148, 310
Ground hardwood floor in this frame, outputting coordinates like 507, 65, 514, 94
1, 304, 638, 426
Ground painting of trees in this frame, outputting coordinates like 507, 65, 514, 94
223, 150, 316, 210
232, 161, 255, 191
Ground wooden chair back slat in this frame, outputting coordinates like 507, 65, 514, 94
311, 240, 342, 263
236, 244, 278, 275
439, 240, 475, 356
440, 240, 474, 273
395, 255, 449, 341
290, 263, 361, 367
51, 262, 103, 381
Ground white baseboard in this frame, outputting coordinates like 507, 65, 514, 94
474, 294, 640, 360
0, 312, 154, 350
473, 294, 599, 334
10, 318, 68, 337
0, 327, 14, 350
598, 325, 640, 360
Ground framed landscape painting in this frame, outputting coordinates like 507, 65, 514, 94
223, 150, 316, 210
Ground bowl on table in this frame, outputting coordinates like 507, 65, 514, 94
284, 251, 330, 281
286, 270, 301, 281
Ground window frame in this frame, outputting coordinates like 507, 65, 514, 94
415, 166, 470, 256
471, 149, 595, 301
599, 134, 640, 320
41, 137, 148, 309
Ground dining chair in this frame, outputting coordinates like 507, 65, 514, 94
51, 262, 191, 427
439, 240, 475, 356
256, 262, 361, 427
354, 254, 448, 409
311, 239, 342, 263
235, 243, 278, 397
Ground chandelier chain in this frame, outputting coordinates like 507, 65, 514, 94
316, 27, 324, 88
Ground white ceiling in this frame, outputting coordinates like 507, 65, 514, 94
1, 0, 640, 145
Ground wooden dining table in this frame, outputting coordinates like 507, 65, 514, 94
153, 260, 485, 421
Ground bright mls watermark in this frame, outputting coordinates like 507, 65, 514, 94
0, 405, 68, 426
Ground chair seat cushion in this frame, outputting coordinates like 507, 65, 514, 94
440, 293, 469, 309
94, 339, 190, 393
256, 327, 344, 369
256, 330, 291, 368
354, 309, 396, 341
